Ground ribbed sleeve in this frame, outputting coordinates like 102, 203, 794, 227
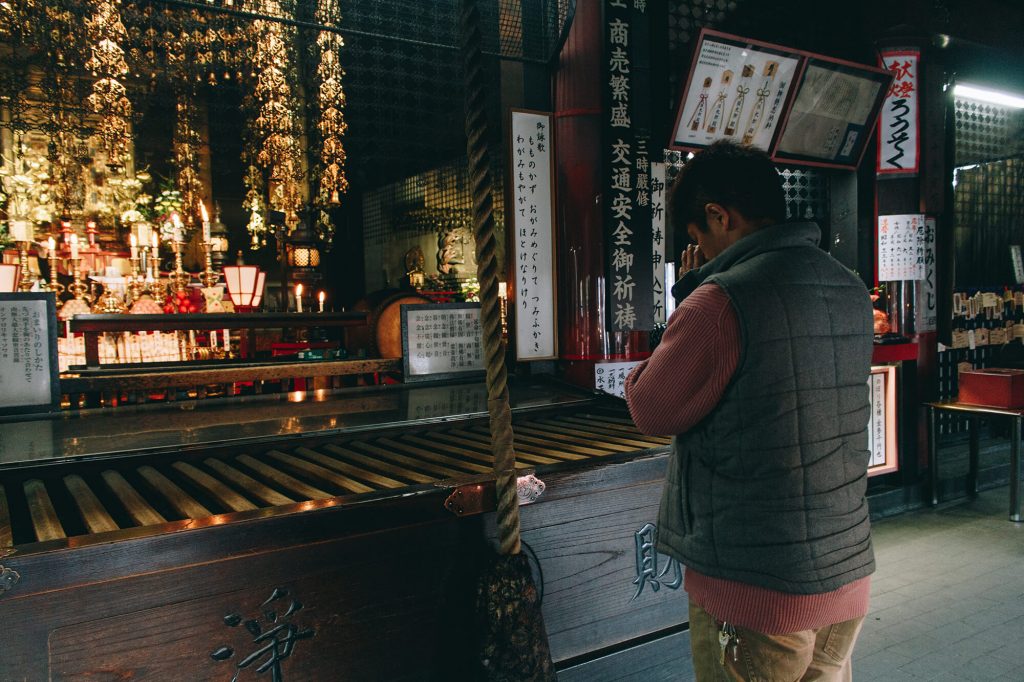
624, 283, 740, 436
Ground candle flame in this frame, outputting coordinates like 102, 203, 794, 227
296, 283, 303, 296
318, 290, 325, 302
200, 203, 209, 223
130, 234, 137, 246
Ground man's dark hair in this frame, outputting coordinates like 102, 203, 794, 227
669, 140, 786, 233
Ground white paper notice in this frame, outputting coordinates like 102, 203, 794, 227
0, 298, 53, 409
594, 361, 641, 399
877, 213, 925, 281
511, 111, 557, 360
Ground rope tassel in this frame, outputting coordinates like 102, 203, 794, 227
459, 0, 555, 678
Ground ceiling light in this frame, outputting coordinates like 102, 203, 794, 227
953, 84, 1024, 109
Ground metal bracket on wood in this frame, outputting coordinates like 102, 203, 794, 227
444, 475, 546, 517
445, 484, 492, 517
0, 565, 21, 596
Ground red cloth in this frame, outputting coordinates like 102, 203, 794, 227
625, 283, 870, 634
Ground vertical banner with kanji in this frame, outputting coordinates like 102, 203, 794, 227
604, 0, 654, 333
509, 110, 557, 360
877, 213, 925, 281
650, 161, 667, 325
877, 50, 920, 174
915, 216, 937, 333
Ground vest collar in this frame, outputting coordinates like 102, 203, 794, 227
671, 222, 821, 301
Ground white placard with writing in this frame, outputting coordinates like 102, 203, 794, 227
510, 110, 557, 360
401, 304, 485, 382
877, 213, 925, 281
867, 371, 887, 468
594, 360, 642, 399
0, 294, 58, 412
877, 51, 919, 174
651, 162, 668, 325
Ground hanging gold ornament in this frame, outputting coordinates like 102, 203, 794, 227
84, 0, 133, 168
313, 0, 349, 248
251, 1, 304, 233
172, 93, 204, 229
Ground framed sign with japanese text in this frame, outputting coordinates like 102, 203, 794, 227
670, 30, 802, 153
877, 50, 920, 174
0, 292, 61, 415
508, 109, 558, 361
671, 30, 893, 171
400, 302, 485, 384
773, 55, 891, 169
867, 365, 898, 477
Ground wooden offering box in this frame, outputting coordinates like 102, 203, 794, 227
0, 380, 690, 679
959, 368, 1024, 409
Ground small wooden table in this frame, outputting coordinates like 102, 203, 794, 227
926, 401, 1023, 522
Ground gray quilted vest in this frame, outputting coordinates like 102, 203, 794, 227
656, 222, 875, 594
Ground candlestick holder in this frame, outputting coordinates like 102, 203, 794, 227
47, 252, 66, 306
16, 241, 35, 292
127, 256, 144, 302
67, 257, 92, 303
199, 242, 220, 288
172, 239, 190, 294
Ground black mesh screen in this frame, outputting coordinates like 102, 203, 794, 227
954, 96, 1024, 167
362, 157, 505, 290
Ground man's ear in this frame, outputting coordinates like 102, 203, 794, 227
704, 202, 729, 230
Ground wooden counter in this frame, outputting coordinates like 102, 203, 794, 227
0, 382, 687, 678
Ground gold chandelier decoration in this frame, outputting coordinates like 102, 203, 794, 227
173, 92, 204, 229
84, 0, 133, 168
251, 0, 304, 233
313, 0, 349, 247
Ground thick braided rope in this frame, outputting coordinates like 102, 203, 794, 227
459, 0, 520, 556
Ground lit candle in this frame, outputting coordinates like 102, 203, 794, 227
70, 233, 79, 259
318, 290, 325, 313
136, 222, 150, 245
200, 203, 211, 244
295, 283, 303, 313
47, 236, 56, 253
172, 213, 182, 243
151, 232, 160, 251
129, 234, 138, 259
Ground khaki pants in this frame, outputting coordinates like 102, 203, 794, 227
689, 602, 865, 682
